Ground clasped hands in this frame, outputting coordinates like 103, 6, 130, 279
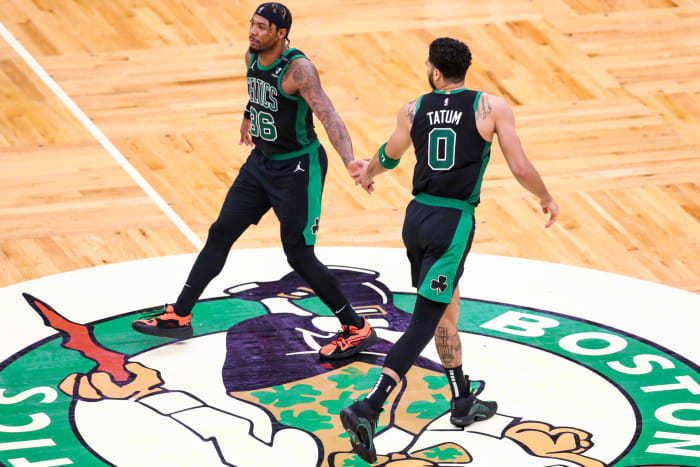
346, 159, 374, 194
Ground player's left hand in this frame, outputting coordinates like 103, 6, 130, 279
356, 163, 375, 194
540, 196, 559, 228
347, 159, 375, 193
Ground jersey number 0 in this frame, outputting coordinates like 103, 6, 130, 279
428, 128, 456, 170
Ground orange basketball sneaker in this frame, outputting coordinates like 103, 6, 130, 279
319, 318, 377, 359
132, 305, 193, 339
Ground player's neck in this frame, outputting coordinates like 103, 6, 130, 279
258, 43, 289, 67
436, 81, 465, 93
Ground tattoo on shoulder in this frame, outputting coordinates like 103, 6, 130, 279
289, 59, 315, 89
476, 93, 492, 120
289, 60, 330, 118
407, 99, 417, 124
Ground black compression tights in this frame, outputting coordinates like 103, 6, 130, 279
383, 295, 449, 379
174, 219, 246, 316
174, 221, 357, 326
283, 244, 342, 307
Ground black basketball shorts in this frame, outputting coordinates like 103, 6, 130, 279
402, 193, 476, 303
218, 140, 327, 247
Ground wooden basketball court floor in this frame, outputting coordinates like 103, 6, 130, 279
0, 1, 699, 466
0, 0, 698, 293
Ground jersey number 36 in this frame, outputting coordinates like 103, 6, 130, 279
249, 108, 278, 141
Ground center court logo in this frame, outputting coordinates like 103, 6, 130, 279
0, 249, 697, 466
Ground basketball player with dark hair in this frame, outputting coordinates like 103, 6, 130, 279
340, 37, 559, 463
133, 2, 376, 360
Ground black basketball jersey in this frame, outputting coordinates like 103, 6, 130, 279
246, 48, 317, 155
409, 89, 492, 205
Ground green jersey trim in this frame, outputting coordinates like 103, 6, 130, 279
277, 54, 306, 101
467, 142, 492, 204
411, 95, 424, 154
255, 47, 298, 71
273, 52, 311, 145
295, 99, 312, 145
263, 139, 321, 160
414, 95, 424, 115
433, 88, 467, 95
414, 192, 475, 213
473, 91, 483, 112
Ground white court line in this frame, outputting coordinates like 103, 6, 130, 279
0, 21, 204, 251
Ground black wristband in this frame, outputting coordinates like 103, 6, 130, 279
243, 108, 251, 120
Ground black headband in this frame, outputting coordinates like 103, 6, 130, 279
254, 3, 292, 33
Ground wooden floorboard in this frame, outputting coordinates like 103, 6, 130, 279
0, 0, 698, 293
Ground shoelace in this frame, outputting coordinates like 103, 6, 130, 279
138, 305, 172, 319
330, 325, 353, 346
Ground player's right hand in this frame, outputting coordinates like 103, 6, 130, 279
346, 159, 368, 180
58, 362, 165, 401
348, 159, 374, 193
239, 118, 253, 146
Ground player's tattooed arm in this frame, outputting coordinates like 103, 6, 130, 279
406, 99, 418, 124
287, 58, 354, 166
476, 93, 492, 120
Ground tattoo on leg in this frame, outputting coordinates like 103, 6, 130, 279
436, 326, 461, 367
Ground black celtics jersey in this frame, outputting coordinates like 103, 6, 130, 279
246, 48, 317, 155
409, 89, 492, 205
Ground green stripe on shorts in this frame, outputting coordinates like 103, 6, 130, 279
417, 201, 474, 303
415, 192, 475, 213
304, 145, 322, 245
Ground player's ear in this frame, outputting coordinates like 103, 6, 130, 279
277, 27, 288, 40
432, 67, 442, 83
